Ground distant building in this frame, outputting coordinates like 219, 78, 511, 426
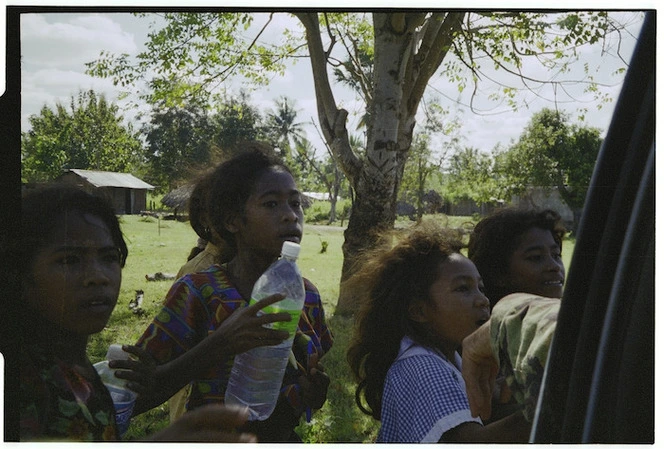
303, 192, 332, 201
443, 186, 573, 224
510, 186, 574, 227
56, 169, 154, 215
161, 184, 196, 216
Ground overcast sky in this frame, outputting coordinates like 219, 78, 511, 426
18, 8, 646, 157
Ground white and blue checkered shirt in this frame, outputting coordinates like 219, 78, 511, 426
377, 336, 482, 443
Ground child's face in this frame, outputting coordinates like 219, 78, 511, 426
230, 167, 304, 259
417, 254, 490, 359
503, 227, 565, 299
24, 211, 122, 336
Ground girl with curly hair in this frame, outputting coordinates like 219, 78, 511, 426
347, 221, 529, 443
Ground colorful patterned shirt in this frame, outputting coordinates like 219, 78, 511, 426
136, 264, 333, 416
490, 293, 560, 422
20, 343, 118, 441
378, 336, 482, 443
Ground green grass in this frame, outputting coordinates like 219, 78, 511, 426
89, 216, 380, 441
89, 214, 574, 442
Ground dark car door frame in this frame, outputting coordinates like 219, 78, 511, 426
531, 11, 655, 443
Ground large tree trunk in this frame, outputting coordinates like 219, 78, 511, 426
296, 12, 464, 316
336, 165, 401, 314
335, 13, 423, 315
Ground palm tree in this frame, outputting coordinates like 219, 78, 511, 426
266, 96, 306, 161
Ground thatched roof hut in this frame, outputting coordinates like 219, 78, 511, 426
161, 184, 195, 214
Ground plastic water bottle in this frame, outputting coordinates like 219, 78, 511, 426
94, 345, 137, 437
225, 241, 305, 421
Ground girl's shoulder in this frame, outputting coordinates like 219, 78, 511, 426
390, 338, 459, 379
20, 348, 117, 441
391, 348, 455, 373
385, 347, 467, 405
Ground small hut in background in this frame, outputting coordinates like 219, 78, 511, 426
57, 169, 154, 215
161, 184, 195, 217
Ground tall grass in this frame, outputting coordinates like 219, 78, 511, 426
90, 214, 574, 442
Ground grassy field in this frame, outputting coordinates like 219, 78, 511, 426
90, 214, 574, 442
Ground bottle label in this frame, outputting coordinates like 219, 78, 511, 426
250, 296, 301, 334
105, 384, 135, 437
258, 304, 300, 333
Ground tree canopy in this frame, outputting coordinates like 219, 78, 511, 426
22, 90, 143, 183
442, 146, 498, 205
142, 100, 215, 191
495, 108, 602, 227
86, 10, 637, 314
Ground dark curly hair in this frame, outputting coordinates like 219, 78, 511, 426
467, 207, 567, 308
188, 172, 215, 243
346, 221, 465, 420
205, 142, 290, 250
19, 184, 128, 278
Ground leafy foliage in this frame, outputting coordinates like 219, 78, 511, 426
85, 11, 636, 313
441, 146, 499, 205
86, 12, 302, 108
264, 95, 307, 160
209, 91, 268, 157
142, 100, 215, 191
494, 108, 602, 211
22, 90, 143, 183
399, 134, 444, 219
445, 11, 619, 112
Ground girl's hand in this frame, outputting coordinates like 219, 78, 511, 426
210, 293, 291, 356
461, 321, 499, 421
109, 345, 156, 396
298, 354, 330, 410
147, 404, 257, 442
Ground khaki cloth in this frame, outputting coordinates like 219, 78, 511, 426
490, 293, 560, 421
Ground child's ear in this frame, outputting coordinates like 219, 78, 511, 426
408, 300, 429, 323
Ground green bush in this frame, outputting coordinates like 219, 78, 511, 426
304, 198, 353, 225
304, 200, 332, 223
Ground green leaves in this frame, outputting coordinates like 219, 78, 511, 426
494, 108, 602, 210
441, 11, 621, 112
442, 145, 498, 204
85, 12, 297, 109
21, 90, 144, 183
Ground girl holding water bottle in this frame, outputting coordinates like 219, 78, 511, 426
17, 185, 257, 442
134, 144, 334, 442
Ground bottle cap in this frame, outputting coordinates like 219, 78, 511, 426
281, 241, 300, 259
106, 344, 131, 361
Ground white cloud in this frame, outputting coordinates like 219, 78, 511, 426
24, 68, 112, 90
19, 10, 642, 156
20, 13, 150, 129
21, 13, 138, 69
21, 68, 125, 128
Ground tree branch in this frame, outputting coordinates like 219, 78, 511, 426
294, 12, 361, 181
407, 12, 465, 115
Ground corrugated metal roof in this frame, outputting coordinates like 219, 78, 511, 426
67, 169, 154, 189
